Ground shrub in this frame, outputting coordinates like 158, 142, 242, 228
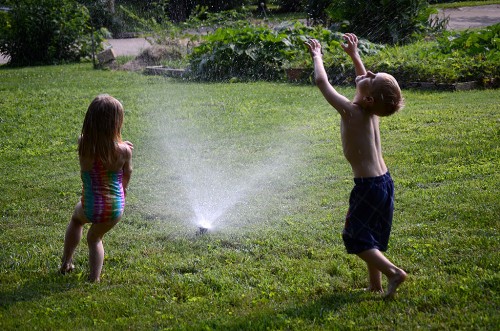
362, 25, 500, 85
277, 0, 306, 12
437, 23, 500, 56
188, 25, 291, 81
187, 22, 384, 82
0, 0, 92, 66
306, 0, 333, 24
327, 0, 430, 44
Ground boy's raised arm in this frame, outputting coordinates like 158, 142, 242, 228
305, 39, 352, 115
341, 33, 366, 77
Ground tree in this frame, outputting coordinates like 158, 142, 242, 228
0, 0, 92, 66
328, 0, 429, 44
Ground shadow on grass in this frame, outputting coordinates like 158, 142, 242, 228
203, 291, 378, 329
0, 271, 79, 309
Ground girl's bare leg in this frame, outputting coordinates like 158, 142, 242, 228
60, 202, 87, 273
86, 218, 119, 282
357, 249, 407, 298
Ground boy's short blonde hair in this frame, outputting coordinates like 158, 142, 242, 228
371, 73, 404, 116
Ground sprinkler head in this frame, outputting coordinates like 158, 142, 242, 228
197, 226, 208, 235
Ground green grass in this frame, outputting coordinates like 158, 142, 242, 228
0, 64, 499, 330
431, 1, 500, 9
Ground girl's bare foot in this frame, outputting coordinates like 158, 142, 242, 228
59, 262, 75, 274
384, 269, 407, 299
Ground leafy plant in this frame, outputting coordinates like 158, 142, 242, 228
327, 0, 430, 44
0, 0, 93, 66
187, 22, 385, 82
361, 25, 500, 85
437, 23, 500, 55
188, 25, 293, 81
183, 6, 252, 29
120, 5, 181, 46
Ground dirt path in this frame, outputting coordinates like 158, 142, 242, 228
1, 5, 499, 65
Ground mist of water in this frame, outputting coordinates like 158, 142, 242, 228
161, 120, 305, 233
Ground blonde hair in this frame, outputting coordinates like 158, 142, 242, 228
78, 94, 124, 164
371, 73, 404, 116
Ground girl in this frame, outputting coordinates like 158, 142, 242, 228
60, 94, 133, 282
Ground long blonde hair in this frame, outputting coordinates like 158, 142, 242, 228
78, 94, 124, 164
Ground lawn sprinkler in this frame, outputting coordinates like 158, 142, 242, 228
197, 226, 209, 235
196, 216, 211, 236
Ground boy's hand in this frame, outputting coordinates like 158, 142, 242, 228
305, 38, 323, 59
341, 33, 359, 58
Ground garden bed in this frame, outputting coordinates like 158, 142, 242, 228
404, 81, 479, 91
144, 66, 186, 78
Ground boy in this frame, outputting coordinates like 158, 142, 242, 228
305, 34, 407, 298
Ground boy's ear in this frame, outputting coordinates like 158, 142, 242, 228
363, 96, 374, 105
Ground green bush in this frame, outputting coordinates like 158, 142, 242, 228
437, 23, 500, 56
0, 0, 92, 66
327, 0, 430, 44
277, 0, 306, 12
188, 25, 291, 81
187, 22, 384, 82
306, 0, 333, 24
361, 24, 500, 85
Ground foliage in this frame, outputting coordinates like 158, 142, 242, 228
118, 0, 253, 23
327, 0, 430, 44
305, 0, 332, 24
120, 5, 181, 45
185, 19, 499, 85
0, 63, 499, 330
276, 0, 306, 12
77, 0, 114, 30
437, 23, 500, 55
183, 6, 253, 29
360, 24, 500, 85
188, 22, 383, 82
188, 25, 290, 81
0, 0, 93, 66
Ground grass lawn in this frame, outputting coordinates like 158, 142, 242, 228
0, 63, 499, 330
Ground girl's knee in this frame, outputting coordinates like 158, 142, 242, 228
72, 202, 89, 225
87, 219, 118, 243
86, 232, 103, 245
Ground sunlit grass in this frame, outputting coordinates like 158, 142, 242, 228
0, 64, 499, 330
431, 0, 500, 9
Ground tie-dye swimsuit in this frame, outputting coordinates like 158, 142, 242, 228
81, 160, 125, 223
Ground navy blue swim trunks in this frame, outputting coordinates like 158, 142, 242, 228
342, 172, 394, 254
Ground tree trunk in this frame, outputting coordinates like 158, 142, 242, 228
107, 0, 115, 14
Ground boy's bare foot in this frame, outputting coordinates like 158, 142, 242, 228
59, 263, 75, 274
365, 286, 384, 294
88, 276, 100, 283
384, 269, 407, 299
